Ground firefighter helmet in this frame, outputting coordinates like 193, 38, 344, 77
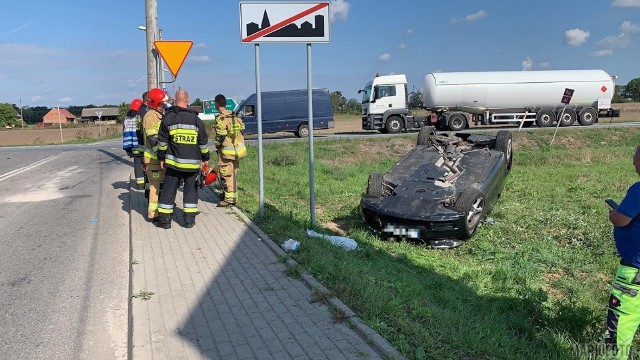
146, 88, 169, 110
130, 98, 143, 111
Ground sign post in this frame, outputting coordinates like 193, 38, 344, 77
551, 88, 574, 145
240, 1, 330, 224
96, 110, 103, 138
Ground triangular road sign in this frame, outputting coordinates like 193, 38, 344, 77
154, 40, 193, 77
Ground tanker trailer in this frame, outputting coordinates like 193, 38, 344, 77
420, 69, 616, 131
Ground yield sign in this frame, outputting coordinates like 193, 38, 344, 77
154, 40, 193, 77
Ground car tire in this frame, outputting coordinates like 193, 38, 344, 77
417, 126, 436, 146
535, 109, 555, 127
453, 188, 485, 239
494, 130, 513, 170
558, 109, 577, 127
447, 113, 467, 131
578, 107, 598, 126
366, 173, 383, 197
385, 116, 403, 134
295, 123, 309, 138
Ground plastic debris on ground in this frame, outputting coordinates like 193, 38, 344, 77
485, 217, 496, 225
306, 229, 358, 251
281, 239, 300, 252
89, 218, 98, 223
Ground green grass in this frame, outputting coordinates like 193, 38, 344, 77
227, 127, 640, 359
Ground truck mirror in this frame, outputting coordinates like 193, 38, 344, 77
357, 89, 363, 94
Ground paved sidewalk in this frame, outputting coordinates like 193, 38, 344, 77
128, 181, 404, 359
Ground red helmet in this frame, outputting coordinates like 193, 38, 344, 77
130, 98, 143, 111
146, 88, 169, 110
202, 163, 217, 186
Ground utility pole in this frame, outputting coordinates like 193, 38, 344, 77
20, 98, 24, 128
159, 28, 165, 88
145, 0, 159, 90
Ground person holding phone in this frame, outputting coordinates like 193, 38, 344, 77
604, 146, 640, 358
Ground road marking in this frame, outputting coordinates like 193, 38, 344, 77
0, 153, 66, 183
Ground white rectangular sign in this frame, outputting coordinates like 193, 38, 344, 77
240, 2, 330, 44
598, 98, 612, 110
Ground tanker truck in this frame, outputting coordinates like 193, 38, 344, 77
360, 70, 618, 132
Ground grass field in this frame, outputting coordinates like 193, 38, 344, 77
225, 127, 640, 359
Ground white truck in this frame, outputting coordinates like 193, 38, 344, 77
360, 70, 619, 132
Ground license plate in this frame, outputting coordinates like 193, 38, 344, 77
382, 224, 420, 239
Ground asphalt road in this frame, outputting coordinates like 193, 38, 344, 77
0, 140, 130, 360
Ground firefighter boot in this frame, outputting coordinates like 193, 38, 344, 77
217, 199, 236, 207
184, 214, 196, 228
153, 214, 172, 229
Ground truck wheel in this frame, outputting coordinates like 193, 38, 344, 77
494, 130, 513, 171
535, 109, 555, 127
417, 126, 436, 146
366, 173, 383, 197
558, 109, 577, 127
453, 188, 485, 239
578, 107, 598, 126
295, 123, 309, 138
447, 113, 467, 132
385, 116, 404, 134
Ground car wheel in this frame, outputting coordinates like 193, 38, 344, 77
447, 113, 467, 132
453, 188, 485, 239
494, 130, 513, 170
366, 173, 383, 197
578, 107, 597, 126
385, 116, 403, 134
295, 123, 309, 138
558, 109, 577, 127
417, 126, 436, 146
535, 109, 555, 127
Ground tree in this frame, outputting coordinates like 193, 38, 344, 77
330, 91, 347, 113
626, 78, 640, 102
0, 103, 19, 127
190, 98, 203, 107
118, 102, 129, 122
408, 91, 423, 109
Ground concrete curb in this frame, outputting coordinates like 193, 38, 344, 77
225, 199, 407, 360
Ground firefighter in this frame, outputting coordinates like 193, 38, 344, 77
154, 90, 210, 229
214, 94, 247, 207
122, 98, 145, 190
142, 88, 170, 221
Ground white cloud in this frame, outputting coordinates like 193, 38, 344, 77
194, 43, 207, 49
521, 57, 533, 71
2, 19, 37, 37
612, 0, 640, 7
564, 29, 590, 47
452, 10, 488, 24
621, 20, 640, 34
126, 76, 146, 89
591, 49, 614, 57
189, 55, 210, 63
59, 97, 73, 103
405, 28, 415, 35
597, 33, 631, 49
330, 0, 350, 22
398, 43, 406, 49
30, 96, 41, 102
539, 62, 550, 68
379, 53, 391, 61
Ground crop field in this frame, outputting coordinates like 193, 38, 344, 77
0, 125, 121, 146
228, 127, 640, 359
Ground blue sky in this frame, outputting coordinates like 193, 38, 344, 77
1, 0, 639, 107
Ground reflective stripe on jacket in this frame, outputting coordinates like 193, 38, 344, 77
215, 109, 247, 160
157, 106, 210, 172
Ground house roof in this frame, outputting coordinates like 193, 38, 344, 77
42, 108, 75, 123
81, 107, 120, 118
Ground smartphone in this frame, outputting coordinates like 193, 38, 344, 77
605, 199, 619, 210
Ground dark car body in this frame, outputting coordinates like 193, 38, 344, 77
235, 89, 335, 138
360, 128, 512, 248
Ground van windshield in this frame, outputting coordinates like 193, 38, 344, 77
361, 85, 372, 104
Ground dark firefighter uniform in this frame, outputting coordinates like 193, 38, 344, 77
155, 106, 210, 228
215, 108, 247, 206
143, 108, 166, 220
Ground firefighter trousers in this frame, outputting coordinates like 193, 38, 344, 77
145, 161, 165, 220
218, 157, 239, 203
157, 168, 199, 220
605, 261, 640, 359
133, 155, 145, 188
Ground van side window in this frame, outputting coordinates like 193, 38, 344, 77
376, 85, 396, 99
244, 105, 255, 116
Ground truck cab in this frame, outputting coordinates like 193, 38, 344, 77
361, 74, 421, 133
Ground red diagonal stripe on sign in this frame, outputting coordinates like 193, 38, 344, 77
242, 2, 328, 43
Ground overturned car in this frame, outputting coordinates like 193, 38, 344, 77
360, 127, 513, 248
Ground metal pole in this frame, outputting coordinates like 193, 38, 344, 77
20, 99, 24, 128
145, 0, 158, 90
307, 43, 316, 227
159, 28, 165, 87
551, 106, 566, 145
518, 111, 529, 132
255, 44, 264, 217
57, 105, 63, 143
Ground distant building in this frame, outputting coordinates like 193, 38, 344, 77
80, 107, 119, 123
42, 108, 75, 125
